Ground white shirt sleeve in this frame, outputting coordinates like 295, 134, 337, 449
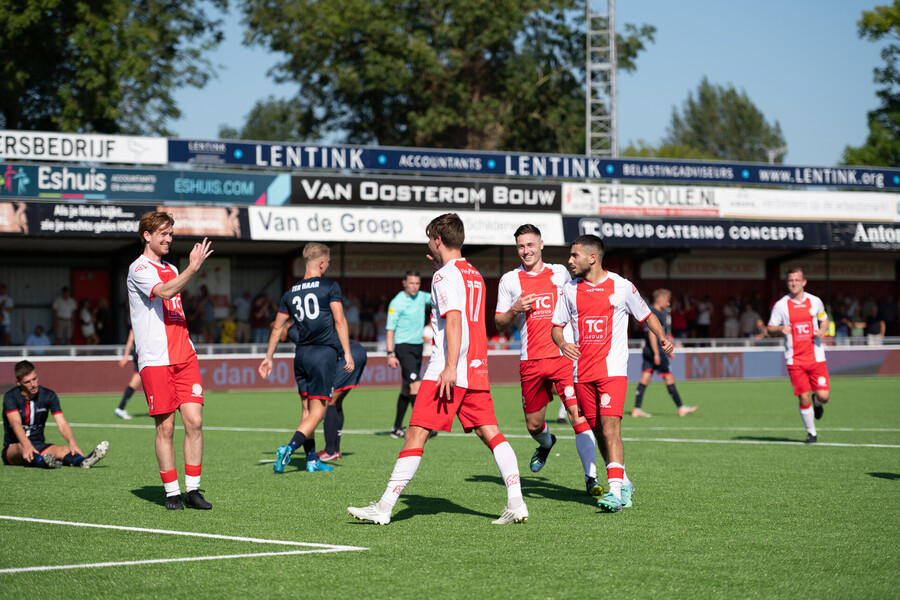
622, 280, 651, 321
768, 300, 787, 327
495, 274, 515, 314
130, 262, 165, 299
552, 284, 572, 327
433, 267, 464, 317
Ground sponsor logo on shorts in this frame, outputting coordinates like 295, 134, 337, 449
817, 376, 826, 386
564, 386, 575, 398
505, 474, 520, 488
409, 373, 418, 381
600, 393, 611, 406
469, 359, 486, 368
191, 383, 203, 397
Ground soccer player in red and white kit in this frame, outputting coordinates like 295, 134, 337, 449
551, 235, 673, 513
348, 213, 527, 525
127, 212, 214, 510
496, 224, 602, 496
766, 268, 830, 444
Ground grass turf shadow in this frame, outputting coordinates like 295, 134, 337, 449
464, 474, 597, 505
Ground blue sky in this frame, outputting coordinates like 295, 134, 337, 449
172, 1, 886, 167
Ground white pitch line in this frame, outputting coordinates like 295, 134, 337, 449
0, 515, 367, 574
0, 549, 348, 574
619, 437, 900, 449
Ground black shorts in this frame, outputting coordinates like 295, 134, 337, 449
641, 346, 671, 375
294, 345, 339, 400
334, 342, 368, 392
396, 343, 424, 384
3, 441, 51, 465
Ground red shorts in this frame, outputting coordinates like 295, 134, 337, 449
575, 376, 628, 426
409, 379, 498, 433
520, 356, 576, 414
140, 360, 204, 416
787, 362, 830, 397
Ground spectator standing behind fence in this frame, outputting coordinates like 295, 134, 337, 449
251, 293, 275, 343
197, 285, 217, 343
696, 295, 713, 338
95, 297, 112, 345
344, 292, 361, 341
878, 295, 896, 337
233, 290, 252, 343
52, 286, 77, 345
79, 299, 99, 345
723, 297, 740, 338
739, 304, 762, 338
671, 297, 687, 338
0, 283, 13, 346
855, 306, 885, 346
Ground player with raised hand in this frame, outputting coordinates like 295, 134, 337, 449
552, 235, 673, 513
127, 211, 214, 510
495, 224, 601, 496
259, 242, 354, 474
766, 267, 831, 444
348, 213, 527, 525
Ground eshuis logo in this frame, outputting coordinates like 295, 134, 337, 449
1, 165, 30, 196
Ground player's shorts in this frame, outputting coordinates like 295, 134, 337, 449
520, 356, 576, 414
334, 342, 368, 393
396, 343, 424, 385
787, 362, 830, 397
140, 359, 204, 416
409, 379, 498, 433
575, 376, 628, 426
641, 346, 671, 375
3, 442, 52, 465
294, 344, 339, 401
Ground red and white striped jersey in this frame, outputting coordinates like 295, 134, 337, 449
423, 258, 489, 390
127, 255, 196, 371
552, 271, 650, 382
768, 293, 827, 366
496, 264, 573, 360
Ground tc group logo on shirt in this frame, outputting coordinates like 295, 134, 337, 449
793, 322, 812, 338
580, 315, 609, 344
531, 292, 555, 316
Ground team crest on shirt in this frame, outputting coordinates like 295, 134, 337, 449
608, 293, 620, 306
191, 384, 203, 397
600, 393, 611, 406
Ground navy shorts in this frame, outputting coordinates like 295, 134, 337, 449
396, 343, 423, 384
3, 441, 52, 465
334, 342, 368, 392
641, 346, 671, 375
294, 345, 339, 400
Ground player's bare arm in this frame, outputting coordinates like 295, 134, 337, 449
551, 324, 580, 361
495, 293, 535, 332
648, 329, 662, 364
767, 324, 791, 337
331, 300, 355, 373
152, 238, 214, 300
53, 412, 82, 456
645, 313, 675, 357
7, 411, 37, 462
258, 312, 291, 378
385, 329, 400, 368
438, 310, 462, 399
815, 316, 830, 339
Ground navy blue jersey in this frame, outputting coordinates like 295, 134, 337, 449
643, 306, 670, 348
278, 277, 343, 351
3, 386, 62, 446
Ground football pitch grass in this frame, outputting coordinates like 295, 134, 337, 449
1, 376, 898, 599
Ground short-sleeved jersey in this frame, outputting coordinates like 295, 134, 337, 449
386, 290, 431, 344
423, 258, 489, 390
552, 271, 650, 382
127, 255, 196, 371
3, 386, 61, 446
278, 277, 343, 352
768, 293, 827, 366
496, 264, 573, 361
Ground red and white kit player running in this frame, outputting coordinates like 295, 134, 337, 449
495, 224, 601, 496
127, 211, 214, 511
766, 268, 831, 444
551, 235, 673, 513
349, 213, 527, 525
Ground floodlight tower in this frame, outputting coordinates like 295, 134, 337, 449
585, 0, 617, 158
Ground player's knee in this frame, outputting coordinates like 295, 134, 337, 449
816, 391, 830, 403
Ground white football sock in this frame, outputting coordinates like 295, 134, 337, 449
532, 421, 553, 448
377, 454, 422, 512
575, 430, 597, 479
799, 405, 816, 436
492, 440, 523, 509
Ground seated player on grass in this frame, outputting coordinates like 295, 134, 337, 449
3, 360, 108, 469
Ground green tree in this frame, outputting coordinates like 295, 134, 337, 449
233, 0, 654, 151
642, 77, 786, 163
842, 1, 900, 167
0, 0, 228, 135
620, 140, 718, 161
